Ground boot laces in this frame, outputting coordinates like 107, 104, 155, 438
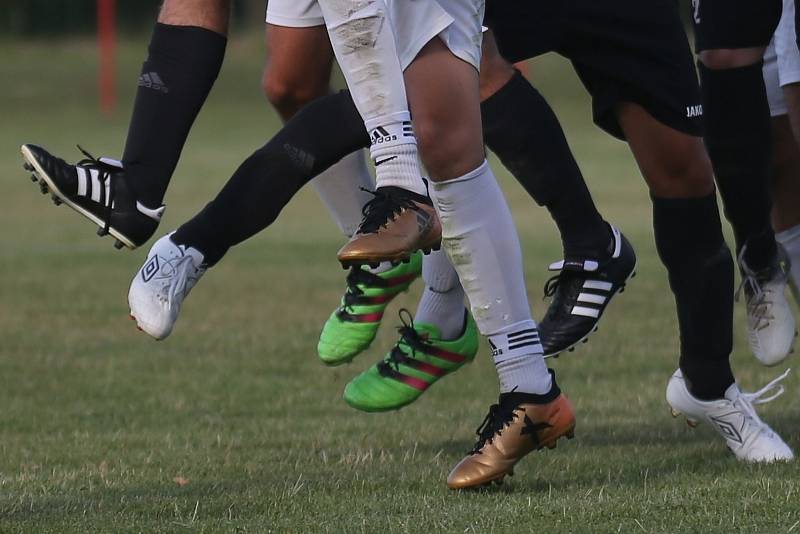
470, 395, 519, 454
732, 369, 790, 430
340, 268, 384, 311
543, 268, 584, 319
378, 310, 431, 375
735, 250, 789, 331
356, 187, 423, 234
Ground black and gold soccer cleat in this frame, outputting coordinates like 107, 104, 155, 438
447, 373, 576, 489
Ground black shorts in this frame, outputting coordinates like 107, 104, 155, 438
484, 0, 703, 140
692, 0, 782, 51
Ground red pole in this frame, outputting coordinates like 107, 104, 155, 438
97, 0, 117, 116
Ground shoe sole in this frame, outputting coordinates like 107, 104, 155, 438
544, 260, 638, 359
343, 356, 477, 412
448, 424, 576, 490
21, 145, 137, 250
338, 242, 441, 269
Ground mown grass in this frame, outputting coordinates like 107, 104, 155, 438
1, 33, 798, 533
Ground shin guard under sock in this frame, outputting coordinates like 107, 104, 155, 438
122, 23, 227, 208
481, 70, 609, 260
652, 193, 735, 399
699, 62, 776, 270
172, 91, 369, 265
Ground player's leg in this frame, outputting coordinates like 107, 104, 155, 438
766, 4, 800, 300
261, 18, 375, 239
259, 17, 415, 365
479, 29, 636, 358
317, 0, 442, 267
597, 0, 792, 459
399, 34, 574, 488
694, 0, 780, 266
555, 0, 791, 459
129, 90, 372, 339
22, 0, 230, 249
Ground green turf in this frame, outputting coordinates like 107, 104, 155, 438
1, 34, 799, 533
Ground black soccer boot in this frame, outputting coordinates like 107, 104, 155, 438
21, 144, 164, 249
539, 225, 637, 357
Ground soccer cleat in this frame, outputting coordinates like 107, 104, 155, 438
736, 244, 796, 366
20, 144, 164, 249
337, 186, 441, 267
666, 368, 794, 463
128, 233, 206, 340
539, 225, 636, 357
447, 373, 576, 489
318, 252, 423, 365
343, 310, 479, 412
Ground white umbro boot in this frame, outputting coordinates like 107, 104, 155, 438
666, 368, 794, 463
737, 244, 796, 366
128, 232, 206, 340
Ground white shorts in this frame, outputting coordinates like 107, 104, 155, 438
265, 0, 483, 70
764, 0, 800, 116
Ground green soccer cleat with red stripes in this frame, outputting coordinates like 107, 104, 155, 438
318, 252, 422, 366
343, 310, 478, 412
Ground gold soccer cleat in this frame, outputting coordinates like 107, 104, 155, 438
337, 186, 441, 268
447, 382, 576, 489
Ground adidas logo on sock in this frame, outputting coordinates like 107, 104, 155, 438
138, 72, 169, 94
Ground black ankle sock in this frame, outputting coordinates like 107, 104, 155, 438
652, 193, 735, 400
122, 23, 227, 208
698, 62, 776, 270
172, 90, 369, 265
481, 70, 610, 260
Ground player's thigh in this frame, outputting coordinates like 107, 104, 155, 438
618, 103, 715, 198
263, 24, 335, 118
158, 0, 231, 35
694, 0, 780, 67
405, 38, 484, 181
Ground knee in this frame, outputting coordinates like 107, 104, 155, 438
415, 117, 481, 179
262, 68, 328, 120
646, 145, 716, 198
699, 48, 764, 70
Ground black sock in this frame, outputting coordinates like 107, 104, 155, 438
172, 91, 369, 265
481, 70, 610, 260
698, 62, 776, 270
652, 193, 735, 400
122, 23, 227, 208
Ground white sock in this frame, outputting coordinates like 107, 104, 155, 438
776, 224, 800, 292
310, 150, 374, 238
429, 160, 552, 395
415, 249, 466, 340
367, 114, 427, 195
317, 0, 427, 196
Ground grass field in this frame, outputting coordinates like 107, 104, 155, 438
1, 34, 800, 533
